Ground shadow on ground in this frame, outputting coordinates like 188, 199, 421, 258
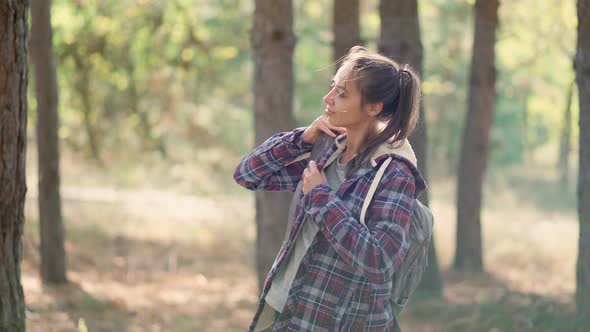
401, 271, 584, 332
31, 282, 134, 332
22, 210, 258, 332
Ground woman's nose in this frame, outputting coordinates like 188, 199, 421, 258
323, 91, 333, 105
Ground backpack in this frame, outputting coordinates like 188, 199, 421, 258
390, 199, 433, 316
301, 132, 434, 317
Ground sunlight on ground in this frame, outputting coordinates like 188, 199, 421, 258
431, 177, 576, 299
22, 173, 578, 331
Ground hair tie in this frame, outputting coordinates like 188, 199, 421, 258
398, 65, 411, 81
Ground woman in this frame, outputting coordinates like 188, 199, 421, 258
234, 46, 427, 331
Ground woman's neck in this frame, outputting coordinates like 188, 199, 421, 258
343, 120, 377, 159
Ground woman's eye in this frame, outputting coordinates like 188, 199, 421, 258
329, 80, 346, 97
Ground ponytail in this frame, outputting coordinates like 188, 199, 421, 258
340, 55, 421, 178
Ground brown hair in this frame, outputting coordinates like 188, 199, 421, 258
337, 46, 421, 177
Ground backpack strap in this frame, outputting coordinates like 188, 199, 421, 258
360, 156, 392, 228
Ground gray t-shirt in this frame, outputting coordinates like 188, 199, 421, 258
265, 153, 350, 312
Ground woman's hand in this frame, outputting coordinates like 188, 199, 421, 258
301, 115, 347, 144
302, 161, 328, 195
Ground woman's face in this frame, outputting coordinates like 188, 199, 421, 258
322, 69, 372, 129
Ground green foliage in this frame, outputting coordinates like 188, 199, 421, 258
46, 0, 254, 160
293, 0, 332, 127
493, 0, 577, 166
422, 0, 473, 171
37, 0, 578, 172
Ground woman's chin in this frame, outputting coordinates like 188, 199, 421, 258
327, 118, 340, 126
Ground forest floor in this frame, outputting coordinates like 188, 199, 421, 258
20, 153, 584, 331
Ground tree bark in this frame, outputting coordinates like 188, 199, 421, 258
378, 0, 443, 295
0, 1, 29, 330
576, 0, 590, 322
30, 0, 67, 285
333, 0, 361, 67
454, 0, 499, 272
252, 0, 296, 290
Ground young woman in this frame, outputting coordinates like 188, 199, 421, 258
234, 46, 427, 331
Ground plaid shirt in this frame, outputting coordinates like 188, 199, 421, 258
234, 127, 427, 331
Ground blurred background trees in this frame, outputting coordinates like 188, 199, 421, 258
333, 0, 362, 65
31, 0, 68, 285
454, 0, 499, 272
33, 0, 579, 185
251, 0, 296, 290
378, 0, 443, 295
6, 0, 587, 330
30, 0, 582, 305
575, 0, 590, 322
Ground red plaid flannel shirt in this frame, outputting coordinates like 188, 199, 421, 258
234, 127, 427, 331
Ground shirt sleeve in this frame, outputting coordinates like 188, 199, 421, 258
233, 127, 314, 192
302, 167, 416, 283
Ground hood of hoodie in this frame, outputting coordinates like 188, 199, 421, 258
330, 133, 426, 199
370, 138, 417, 168
333, 132, 417, 167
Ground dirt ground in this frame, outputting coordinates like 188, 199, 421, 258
21, 178, 581, 331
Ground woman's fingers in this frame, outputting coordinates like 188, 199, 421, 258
308, 160, 318, 171
319, 122, 337, 137
302, 161, 327, 196
320, 116, 347, 133
335, 127, 347, 133
329, 123, 348, 133
319, 121, 344, 136
302, 168, 308, 193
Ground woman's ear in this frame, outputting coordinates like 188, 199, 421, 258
367, 102, 383, 117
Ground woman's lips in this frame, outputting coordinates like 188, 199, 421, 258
325, 108, 335, 114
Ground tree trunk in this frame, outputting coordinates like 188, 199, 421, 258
79, 67, 102, 164
125, 60, 167, 158
333, 0, 361, 67
252, 0, 296, 291
576, 0, 590, 322
558, 80, 575, 189
72, 53, 102, 165
30, 0, 68, 285
378, 0, 443, 295
0, 1, 29, 330
454, 0, 499, 272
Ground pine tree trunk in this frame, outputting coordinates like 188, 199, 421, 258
333, 0, 361, 66
252, 0, 296, 290
0, 1, 29, 330
31, 0, 68, 285
576, 0, 590, 322
378, 0, 443, 295
454, 0, 499, 272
